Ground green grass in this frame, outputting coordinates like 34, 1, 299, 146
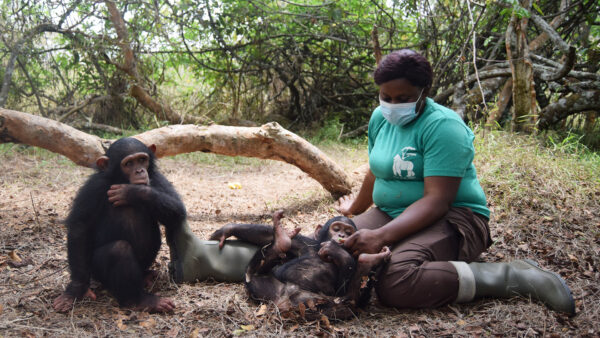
473, 129, 600, 224
0, 143, 76, 166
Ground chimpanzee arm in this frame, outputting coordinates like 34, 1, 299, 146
62, 177, 104, 298
209, 223, 274, 246
318, 240, 357, 295
64, 221, 94, 297
118, 173, 187, 228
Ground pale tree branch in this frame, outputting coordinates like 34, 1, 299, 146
0, 108, 352, 197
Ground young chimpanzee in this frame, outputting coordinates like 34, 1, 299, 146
53, 138, 186, 313
210, 211, 390, 319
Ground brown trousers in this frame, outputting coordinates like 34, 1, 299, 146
352, 207, 491, 309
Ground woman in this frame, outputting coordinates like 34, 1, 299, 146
336, 49, 574, 314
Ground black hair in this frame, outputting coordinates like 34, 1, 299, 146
103, 137, 156, 181
316, 216, 356, 243
373, 49, 433, 88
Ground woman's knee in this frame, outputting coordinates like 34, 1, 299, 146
375, 263, 421, 308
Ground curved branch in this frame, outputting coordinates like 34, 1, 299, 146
104, 1, 205, 125
528, 12, 576, 82
434, 67, 513, 103
0, 108, 352, 197
0, 108, 107, 166
538, 89, 600, 129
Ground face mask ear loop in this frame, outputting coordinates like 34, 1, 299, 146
415, 88, 426, 115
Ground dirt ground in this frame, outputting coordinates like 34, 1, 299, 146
0, 145, 598, 337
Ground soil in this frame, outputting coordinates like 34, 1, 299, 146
0, 147, 598, 337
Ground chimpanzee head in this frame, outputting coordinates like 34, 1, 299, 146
314, 216, 357, 244
96, 137, 157, 185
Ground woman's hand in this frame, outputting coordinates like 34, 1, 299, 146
343, 228, 386, 257
334, 193, 356, 216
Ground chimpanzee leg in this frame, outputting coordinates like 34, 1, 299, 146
92, 240, 144, 306
245, 211, 297, 277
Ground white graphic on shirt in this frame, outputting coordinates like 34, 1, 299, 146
393, 147, 416, 178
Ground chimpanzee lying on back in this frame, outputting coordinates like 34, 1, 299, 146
210, 211, 390, 319
53, 138, 186, 313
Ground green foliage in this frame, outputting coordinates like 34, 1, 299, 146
499, 0, 532, 19
474, 130, 600, 218
544, 130, 600, 161
306, 117, 345, 144
1, 0, 598, 149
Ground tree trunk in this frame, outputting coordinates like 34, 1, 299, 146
0, 108, 352, 197
487, 0, 567, 127
507, 1, 537, 133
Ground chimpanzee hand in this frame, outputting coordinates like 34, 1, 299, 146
318, 240, 347, 265
343, 229, 386, 257
107, 184, 150, 207
209, 224, 234, 249
53, 288, 97, 313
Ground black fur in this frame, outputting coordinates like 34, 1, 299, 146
210, 215, 379, 319
63, 138, 185, 306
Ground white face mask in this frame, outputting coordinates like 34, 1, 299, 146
379, 89, 424, 126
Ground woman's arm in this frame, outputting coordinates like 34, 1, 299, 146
335, 169, 375, 216
343, 176, 461, 255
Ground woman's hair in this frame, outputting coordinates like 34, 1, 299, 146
373, 49, 433, 88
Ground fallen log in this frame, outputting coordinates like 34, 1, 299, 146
0, 108, 352, 197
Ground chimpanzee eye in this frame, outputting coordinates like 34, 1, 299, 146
125, 161, 133, 167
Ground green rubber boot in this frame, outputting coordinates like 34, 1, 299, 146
168, 221, 259, 283
450, 260, 575, 315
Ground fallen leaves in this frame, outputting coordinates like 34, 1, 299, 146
0, 250, 31, 269
255, 304, 268, 317
232, 324, 254, 335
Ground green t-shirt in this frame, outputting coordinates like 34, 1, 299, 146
368, 97, 489, 218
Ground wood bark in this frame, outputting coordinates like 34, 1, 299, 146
507, 1, 537, 133
537, 90, 600, 130
486, 78, 512, 126
0, 108, 352, 197
481, 0, 568, 126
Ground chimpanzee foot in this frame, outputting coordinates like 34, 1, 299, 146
272, 210, 300, 254
357, 246, 391, 275
134, 293, 175, 313
144, 270, 159, 289
53, 288, 97, 313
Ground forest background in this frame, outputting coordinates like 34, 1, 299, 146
1, 0, 599, 336
0, 0, 599, 143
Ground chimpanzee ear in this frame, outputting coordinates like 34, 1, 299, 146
313, 224, 323, 240
147, 144, 157, 154
96, 156, 109, 171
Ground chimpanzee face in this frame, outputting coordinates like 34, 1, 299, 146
120, 152, 150, 185
329, 221, 356, 243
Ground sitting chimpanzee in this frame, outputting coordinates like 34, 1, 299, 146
210, 211, 390, 319
53, 138, 186, 313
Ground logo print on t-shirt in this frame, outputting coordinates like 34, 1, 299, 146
393, 147, 416, 178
